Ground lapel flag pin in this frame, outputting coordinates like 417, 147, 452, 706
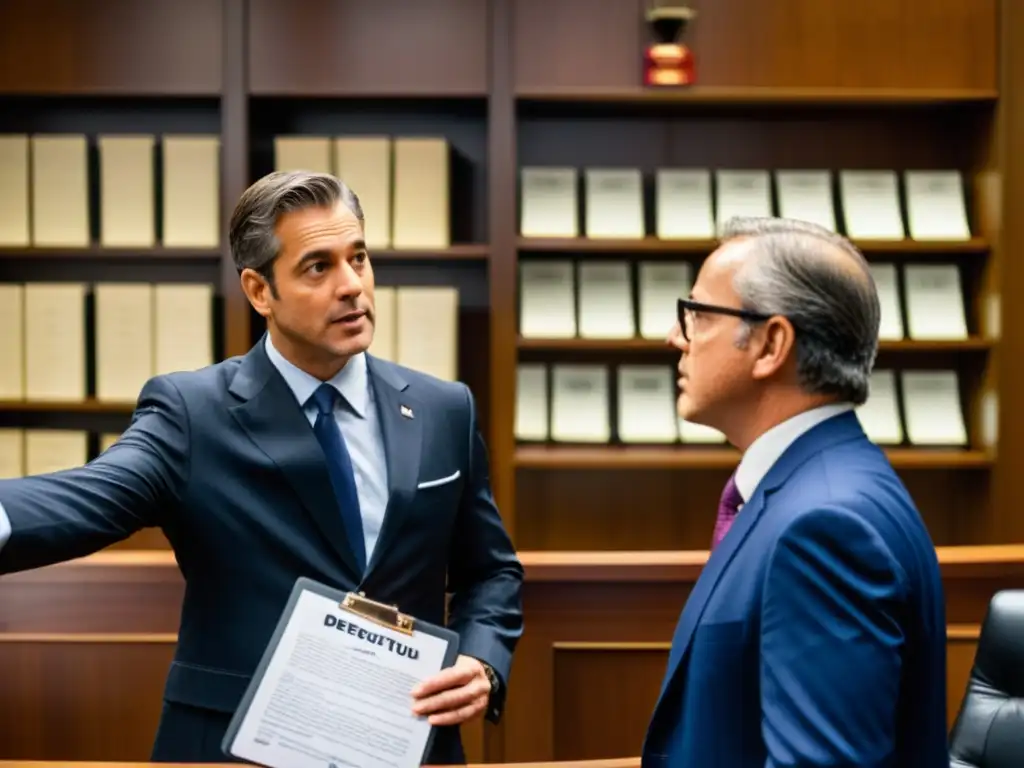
400, 404, 414, 419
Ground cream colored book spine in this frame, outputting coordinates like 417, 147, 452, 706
24, 429, 88, 474
24, 282, 87, 401
334, 136, 392, 248
94, 282, 155, 402
395, 286, 458, 381
0, 134, 30, 246
162, 134, 220, 248
99, 134, 156, 247
0, 284, 25, 400
274, 136, 332, 174
31, 134, 89, 247
391, 137, 450, 249
154, 283, 214, 374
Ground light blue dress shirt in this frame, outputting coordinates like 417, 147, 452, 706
0, 337, 391, 563
263, 336, 390, 563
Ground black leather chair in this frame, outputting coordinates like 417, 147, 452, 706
948, 589, 1024, 767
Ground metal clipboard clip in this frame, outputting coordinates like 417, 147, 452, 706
340, 591, 415, 636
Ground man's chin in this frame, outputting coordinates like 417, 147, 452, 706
676, 395, 698, 423
326, 328, 372, 359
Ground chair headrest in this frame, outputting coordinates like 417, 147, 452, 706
948, 590, 1024, 768
973, 590, 1024, 697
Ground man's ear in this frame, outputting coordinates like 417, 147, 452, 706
750, 317, 796, 381
240, 268, 272, 319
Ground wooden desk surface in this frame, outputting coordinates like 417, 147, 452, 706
0, 761, 641, 768
5, 543, 1024, 582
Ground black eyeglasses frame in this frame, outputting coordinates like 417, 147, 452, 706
676, 298, 774, 342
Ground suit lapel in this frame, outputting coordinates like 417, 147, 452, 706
363, 355, 423, 575
227, 340, 362, 580
652, 410, 869, 711
645, 486, 768, 743
660, 488, 768, 686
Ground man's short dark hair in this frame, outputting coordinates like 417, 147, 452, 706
228, 170, 364, 289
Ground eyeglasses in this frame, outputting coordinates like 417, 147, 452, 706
676, 298, 773, 343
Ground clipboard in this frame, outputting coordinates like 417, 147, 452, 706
222, 575, 460, 768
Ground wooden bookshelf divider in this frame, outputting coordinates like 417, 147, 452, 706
0, 0, 1021, 764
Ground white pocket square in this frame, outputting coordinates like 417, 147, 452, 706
417, 470, 461, 489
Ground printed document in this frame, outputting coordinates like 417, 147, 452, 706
224, 581, 455, 768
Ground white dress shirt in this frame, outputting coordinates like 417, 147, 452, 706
0, 490, 8, 552
733, 403, 855, 505
0, 337, 391, 563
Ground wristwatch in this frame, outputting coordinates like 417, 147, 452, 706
481, 661, 499, 694
479, 660, 501, 721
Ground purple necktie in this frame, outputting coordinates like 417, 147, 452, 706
711, 473, 743, 549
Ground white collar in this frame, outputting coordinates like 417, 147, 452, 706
264, 335, 369, 418
733, 403, 854, 502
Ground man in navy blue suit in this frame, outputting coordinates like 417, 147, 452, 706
0, 170, 524, 764
642, 216, 948, 767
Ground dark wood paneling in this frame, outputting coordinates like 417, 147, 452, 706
0, 96, 221, 136
0, 553, 1016, 763
991, 0, 1024, 543
516, 106, 992, 174
0, 0, 221, 95
553, 646, 667, 760
107, 530, 172, 551
513, 0, 644, 96
0, 641, 175, 761
513, 0, 997, 93
552, 635, 983, 761
516, 467, 726, 551
496, 553, 1020, 763
0, 556, 183, 633
221, 0, 252, 359
946, 634, 980, 729
248, 0, 489, 96
488, 0, 521, 542
516, 466, 987, 550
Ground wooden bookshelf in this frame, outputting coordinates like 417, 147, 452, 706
0, 247, 221, 261
515, 86, 1001, 106
0, 0, 1020, 765
501, 0, 1021, 757
0, 400, 134, 415
517, 336, 994, 353
518, 236, 992, 255
513, 444, 996, 471
368, 245, 489, 261
505, 0, 1020, 556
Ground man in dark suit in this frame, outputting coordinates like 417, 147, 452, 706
642, 216, 948, 767
0, 170, 524, 764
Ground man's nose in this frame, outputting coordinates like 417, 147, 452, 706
334, 262, 363, 297
666, 321, 684, 349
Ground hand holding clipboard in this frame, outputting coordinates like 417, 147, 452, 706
222, 577, 459, 768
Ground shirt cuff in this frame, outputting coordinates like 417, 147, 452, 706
0, 501, 10, 553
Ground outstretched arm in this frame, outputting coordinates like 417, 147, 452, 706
760, 505, 907, 768
0, 375, 190, 574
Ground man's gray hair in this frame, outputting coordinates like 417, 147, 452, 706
719, 216, 880, 405
229, 170, 364, 284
